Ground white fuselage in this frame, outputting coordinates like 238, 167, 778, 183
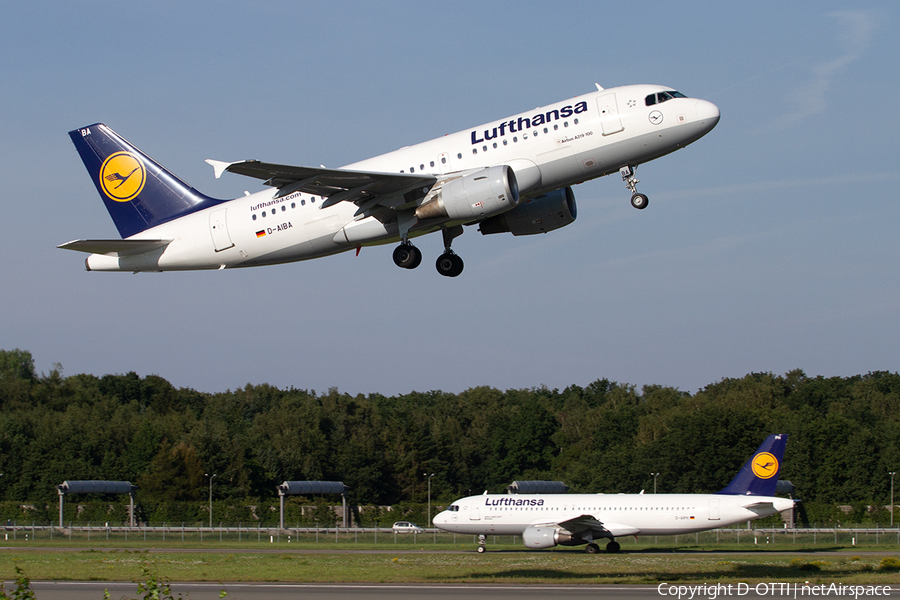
433, 492, 794, 537
86, 84, 719, 271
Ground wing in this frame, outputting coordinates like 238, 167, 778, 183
207, 159, 437, 218
557, 514, 640, 538
58, 239, 172, 257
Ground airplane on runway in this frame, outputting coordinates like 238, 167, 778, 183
59, 84, 719, 276
432, 434, 793, 554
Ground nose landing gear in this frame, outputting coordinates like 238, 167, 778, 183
620, 165, 648, 210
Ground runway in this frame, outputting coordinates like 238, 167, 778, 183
28, 581, 835, 600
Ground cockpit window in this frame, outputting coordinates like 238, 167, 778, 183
645, 90, 687, 106
448, 505, 459, 512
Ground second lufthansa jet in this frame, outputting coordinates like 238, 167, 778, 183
60, 84, 719, 277
433, 434, 793, 554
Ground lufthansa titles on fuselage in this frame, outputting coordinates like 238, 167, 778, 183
484, 497, 545, 507
470, 101, 589, 145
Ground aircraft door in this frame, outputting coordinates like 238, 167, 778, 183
471, 503, 481, 521
708, 498, 720, 520
210, 209, 234, 252
596, 93, 624, 136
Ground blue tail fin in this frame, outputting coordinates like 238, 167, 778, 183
717, 434, 788, 496
69, 124, 226, 238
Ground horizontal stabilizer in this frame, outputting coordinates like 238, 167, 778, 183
58, 239, 172, 257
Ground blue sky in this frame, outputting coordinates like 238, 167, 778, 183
2, 1, 897, 396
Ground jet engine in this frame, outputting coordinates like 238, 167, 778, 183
416, 165, 519, 222
478, 187, 576, 236
522, 525, 583, 549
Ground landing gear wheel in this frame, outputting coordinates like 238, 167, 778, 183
477, 534, 486, 553
476, 545, 486, 553
436, 252, 464, 277
606, 540, 621, 553
392, 243, 422, 269
585, 543, 600, 554
630, 193, 649, 210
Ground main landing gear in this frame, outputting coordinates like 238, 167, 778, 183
392, 242, 422, 270
436, 224, 464, 277
585, 540, 619, 554
620, 165, 648, 210
392, 225, 464, 277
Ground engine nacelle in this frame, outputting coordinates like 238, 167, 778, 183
522, 525, 582, 549
478, 186, 576, 236
416, 165, 519, 223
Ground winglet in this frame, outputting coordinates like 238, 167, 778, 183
717, 434, 788, 496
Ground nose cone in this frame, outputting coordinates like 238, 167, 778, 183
695, 99, 720, 130
432, 510, 449, 529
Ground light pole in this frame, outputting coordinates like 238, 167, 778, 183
205, 473, 217, 528
651, 472, 659, 494
425, 473, 435, 527
891, 472, 896, 527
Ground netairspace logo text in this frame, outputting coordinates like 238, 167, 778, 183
657, 582, 893, 599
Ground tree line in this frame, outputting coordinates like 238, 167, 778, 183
1, 348, 898, 526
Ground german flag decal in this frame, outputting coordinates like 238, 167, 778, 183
256, 230, 266, 238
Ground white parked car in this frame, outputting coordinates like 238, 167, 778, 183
392, 521, 424, 533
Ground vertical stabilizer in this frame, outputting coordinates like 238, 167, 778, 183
717, 434, 788, 496
69, 124, 226, 238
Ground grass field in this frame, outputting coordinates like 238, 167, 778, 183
2, 539, 900, 585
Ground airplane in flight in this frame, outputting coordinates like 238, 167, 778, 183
59, 84, 719, 276
432, 434, 794, 553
